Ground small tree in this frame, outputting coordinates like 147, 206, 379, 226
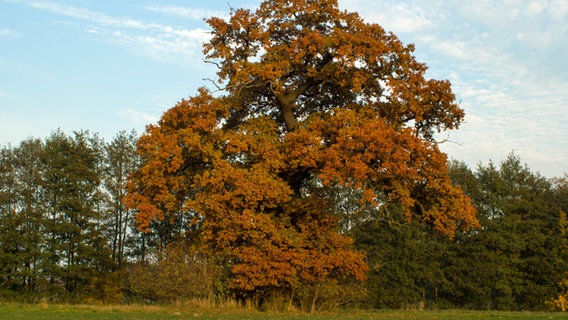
128, 241, 219, 303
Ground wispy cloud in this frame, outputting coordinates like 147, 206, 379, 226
340, 0, 435, 34
0, 28, 20, 37
11, 0, 213, 64
0, 90, 39, 104
144, 5, 227, 21
0, 90, 18, 100
118, 108, 160, 124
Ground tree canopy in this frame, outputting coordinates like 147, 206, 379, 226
125, 0, 477, 304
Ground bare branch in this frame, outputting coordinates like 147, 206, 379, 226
203, 59, 222, 69
203, 78, 224, 92
436, 134, 464, 146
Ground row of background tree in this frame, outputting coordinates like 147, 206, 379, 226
0, 129, 567, 310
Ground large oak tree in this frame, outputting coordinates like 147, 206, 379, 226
126, 0, 477, 305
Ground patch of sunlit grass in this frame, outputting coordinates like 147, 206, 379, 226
2, 302, 568, 320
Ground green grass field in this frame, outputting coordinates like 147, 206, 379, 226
1, 304, 568, 320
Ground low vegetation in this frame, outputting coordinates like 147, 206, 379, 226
1, 303, 568, 320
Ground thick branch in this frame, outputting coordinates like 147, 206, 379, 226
273, 84, 309, 132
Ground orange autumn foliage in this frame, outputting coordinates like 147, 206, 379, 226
125, 0, 477, 296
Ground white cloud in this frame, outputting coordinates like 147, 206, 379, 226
429, 39, 469, 59
144, 6, 226, 21
551, 0, 568, 19
0, 90, 37, 104
0, 90, 18, 99
93, 26, 211, 64
373, 4, 431, 33
0, 28, 19, 37
118, 108, 160, 124
527, 0, 547, 14
339, 0, 433, 34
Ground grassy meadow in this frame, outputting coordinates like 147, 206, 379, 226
1, 303, 568, 320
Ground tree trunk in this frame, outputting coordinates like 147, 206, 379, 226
310, 284, 320, 314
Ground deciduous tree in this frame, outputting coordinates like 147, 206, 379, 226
126, 0, 477, 307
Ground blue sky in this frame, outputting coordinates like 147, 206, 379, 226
1, 0, 567, 177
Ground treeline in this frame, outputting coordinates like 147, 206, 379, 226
1, 130, 567, 310
358, 157, 568, 310
0, 130, 142, 302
